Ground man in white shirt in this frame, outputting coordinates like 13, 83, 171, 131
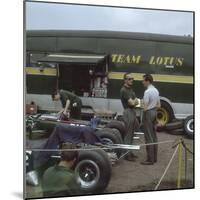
141, 74, 160, 165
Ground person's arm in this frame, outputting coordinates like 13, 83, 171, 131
59, 90, 70, 115
121, 89, 138, 107
63, 99, 70, 115
143, 91, 149, 111
156, 97, 161, 108
58, 108, 64, 115
143, 102, 148, 111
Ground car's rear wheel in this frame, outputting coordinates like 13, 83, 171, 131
102, 128, 123, 144
95, 129, 122, 158
105, 120, 126, 139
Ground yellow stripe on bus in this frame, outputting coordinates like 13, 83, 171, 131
26, 67, 57, 76
108, 72, 193, 84
25, 68, 193, 84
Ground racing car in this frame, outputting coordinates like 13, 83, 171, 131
26, 126, 140, 195
26, 112, 127, 143
26, 113, 139, 195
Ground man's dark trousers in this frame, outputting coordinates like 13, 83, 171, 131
123, 108, 139, 156
143, 108, 158, 162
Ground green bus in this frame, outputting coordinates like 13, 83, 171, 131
26, 30, 194, 125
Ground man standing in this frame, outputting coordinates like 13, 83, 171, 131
42, 144, 81, 197
141, 74, 160, 165
120, 73, 139, 161
52, 89, 82, 119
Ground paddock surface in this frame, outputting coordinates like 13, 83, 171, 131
25, 130, 194, 198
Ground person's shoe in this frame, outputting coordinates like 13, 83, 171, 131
124, 154, 136, 162
140, 160, 154, 165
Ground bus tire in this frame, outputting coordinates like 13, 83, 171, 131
105, 120, 126, 139
157, 101, 174, 126
75, 149, 112, 194
183, 115, 194, 139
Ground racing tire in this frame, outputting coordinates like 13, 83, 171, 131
167, 128, 184, 136
157, 101, 174, 126
95, 129, 122, 157
75, 149, 112, 194
183, 115, 194, 139
102, 128, 123, 144
164, 120, 183, 131
26, 152, 34, 172
105, 120, 126, 139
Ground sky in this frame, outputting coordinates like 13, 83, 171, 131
26, 1, 193, 36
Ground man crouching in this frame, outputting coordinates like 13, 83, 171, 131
42, 144, 81, 197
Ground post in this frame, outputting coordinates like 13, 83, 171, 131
177, 140, 183, 188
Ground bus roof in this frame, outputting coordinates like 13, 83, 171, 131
26, 30, 193, 44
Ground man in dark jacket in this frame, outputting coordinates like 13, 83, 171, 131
120, 73, 139, 161
52, 89, 82, 119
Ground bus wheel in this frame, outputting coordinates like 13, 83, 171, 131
157, 101, 173, 126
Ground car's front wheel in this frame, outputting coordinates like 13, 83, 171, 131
75, 149, 112, 194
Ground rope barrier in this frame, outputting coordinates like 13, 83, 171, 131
26, 140, 175, 152
26, 147, 121, 152
181, 140, 194, 155
140, 140, 175, 147
154, 138, 193, 190
154, 144, 179, 190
